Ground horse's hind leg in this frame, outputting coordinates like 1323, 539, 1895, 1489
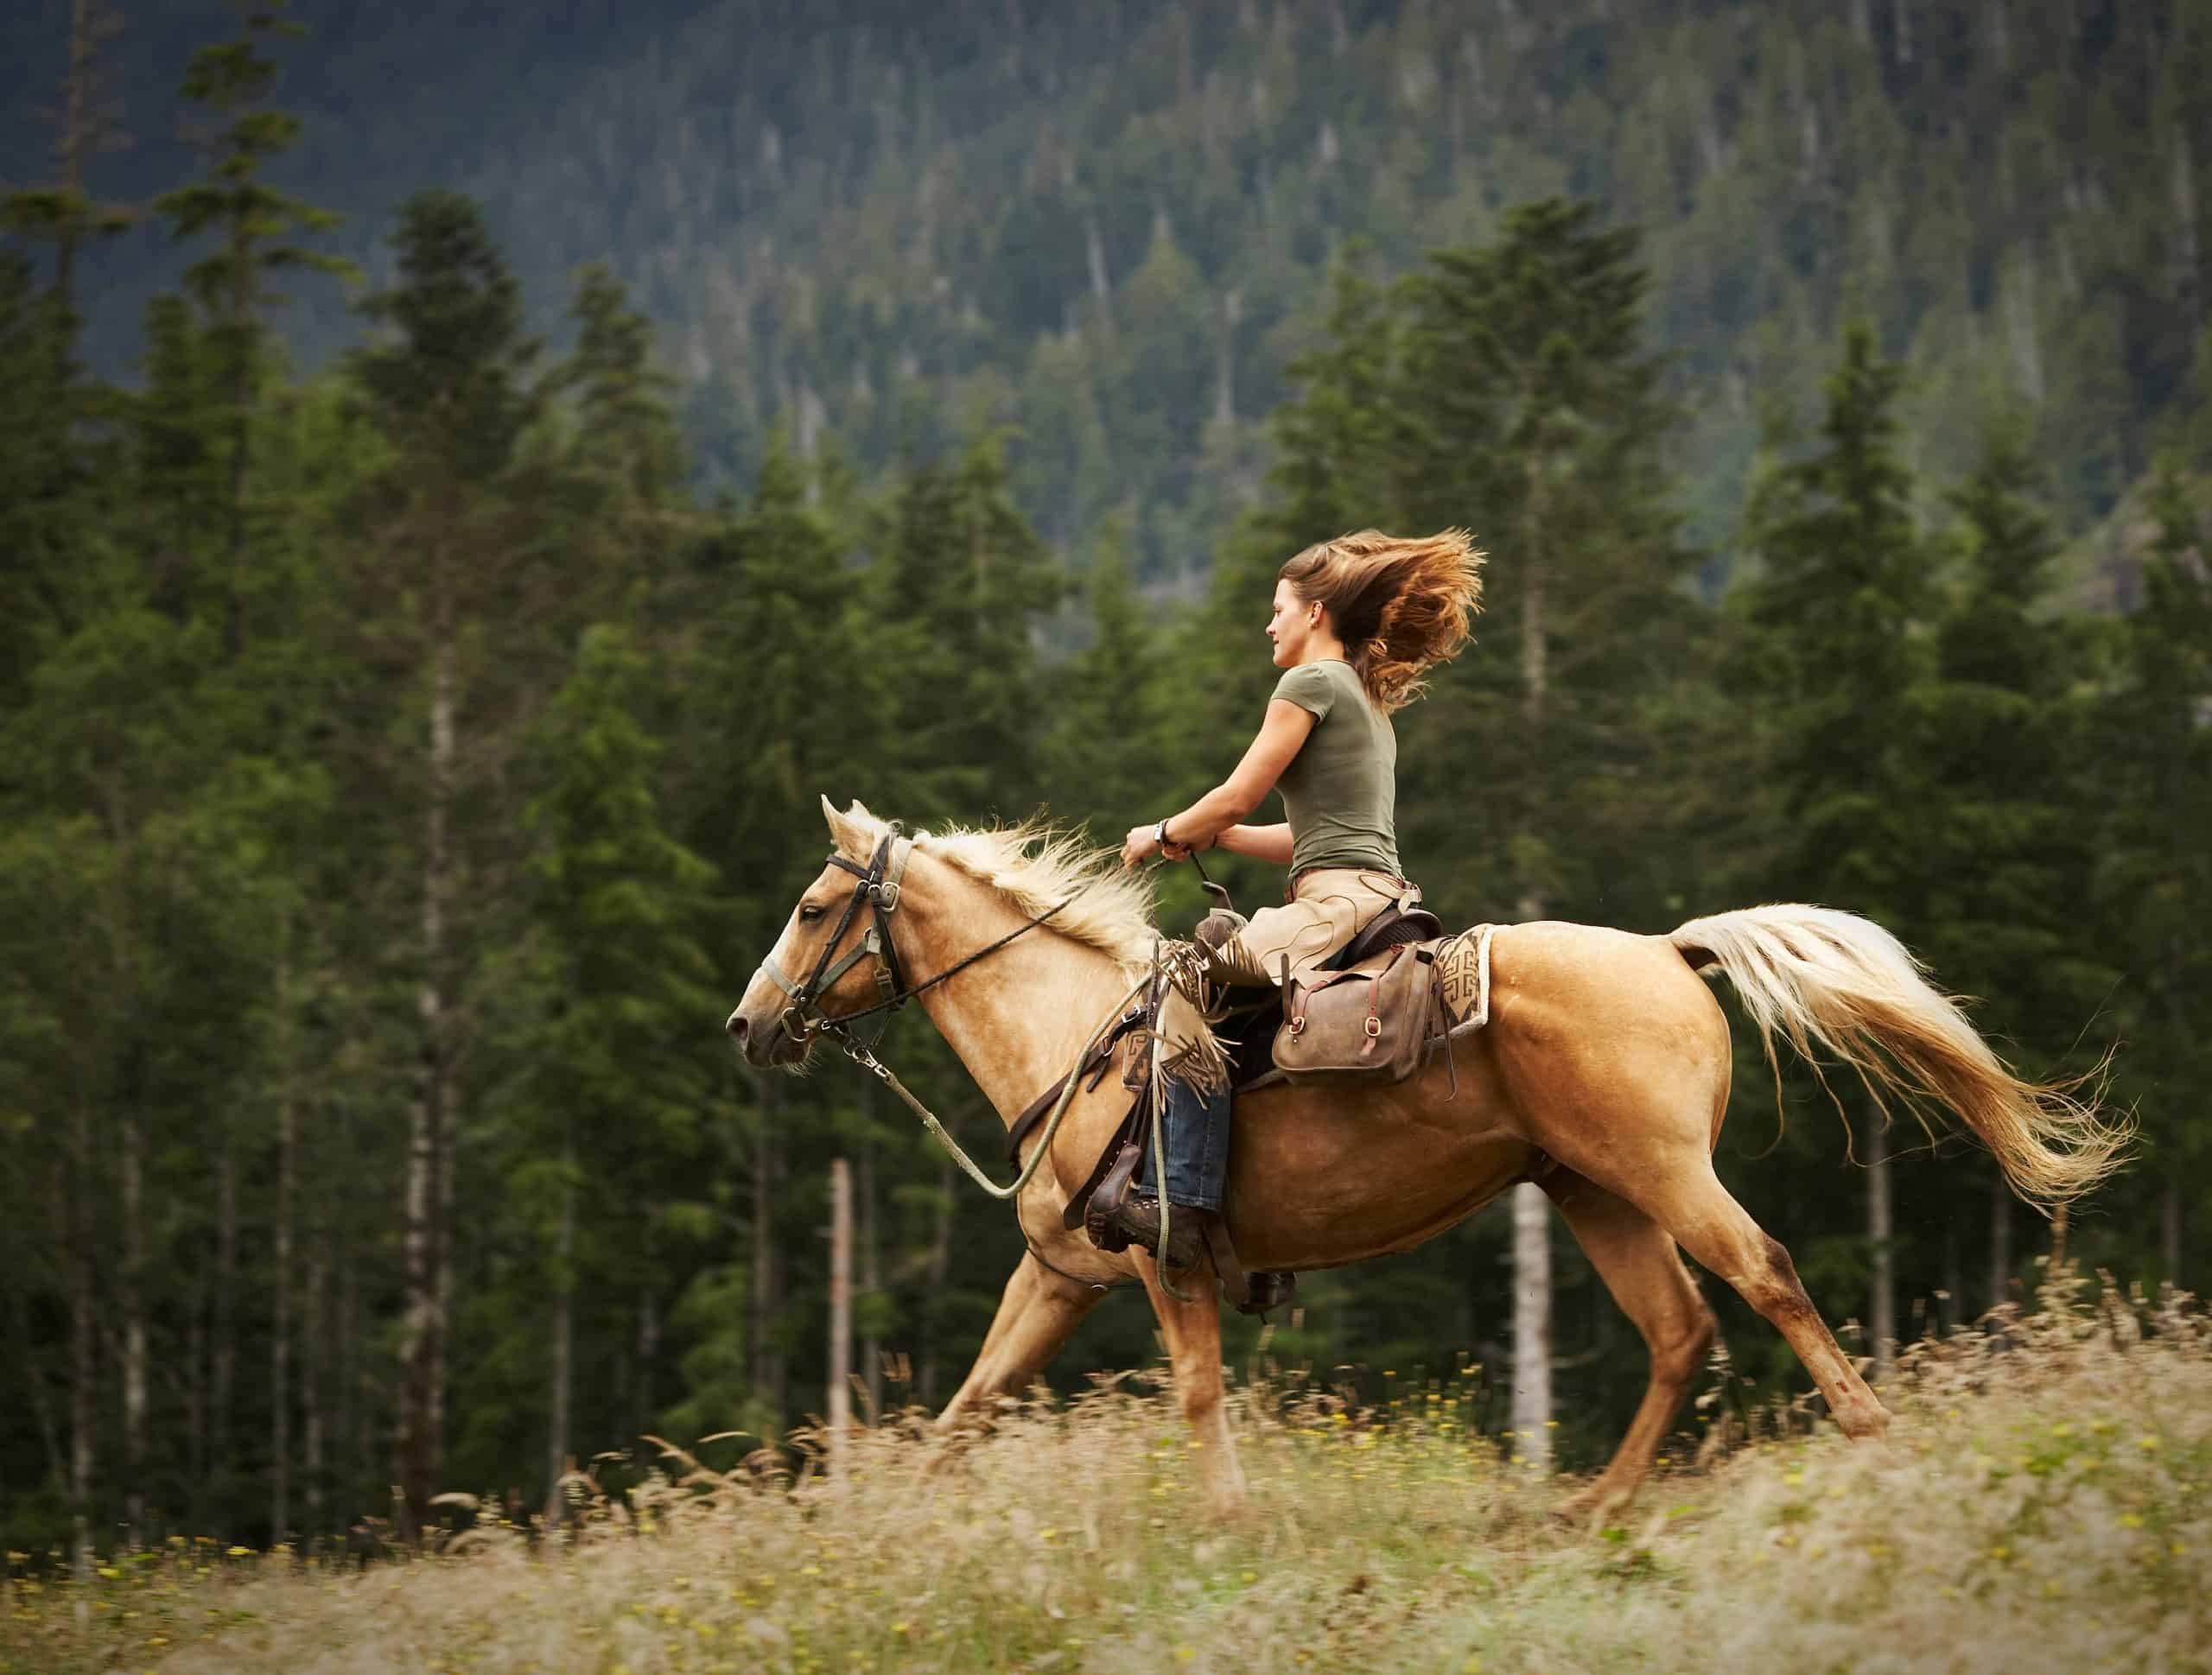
1629, 1164, 1889, 1441
1541, 1170, 1718, 1521
931, 1254, 1102, 1438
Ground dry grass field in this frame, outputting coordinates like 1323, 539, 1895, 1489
7, 1280, 2208, 1675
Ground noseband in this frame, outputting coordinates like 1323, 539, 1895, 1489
759, 830, 914, 1046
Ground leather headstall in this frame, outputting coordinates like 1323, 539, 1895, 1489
759, 830, 913, 1047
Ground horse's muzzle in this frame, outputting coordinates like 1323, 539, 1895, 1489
728, 1006, 804, 1069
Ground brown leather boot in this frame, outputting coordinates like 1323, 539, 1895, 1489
1105, 1195, 1205, 1268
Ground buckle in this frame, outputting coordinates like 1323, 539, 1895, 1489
779, 1005, 812, 1042
874, 879, 901, 912
1288, 1015, 1306, 1036
1363, 1015, 1382, 1038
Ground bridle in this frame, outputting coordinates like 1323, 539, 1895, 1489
759, 830, 916, 1048
756, 827, 1096, 1060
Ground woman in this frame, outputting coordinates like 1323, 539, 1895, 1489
1112, 529, 1484, 1264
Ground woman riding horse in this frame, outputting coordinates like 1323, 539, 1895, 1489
1109, 529, 1484, 1265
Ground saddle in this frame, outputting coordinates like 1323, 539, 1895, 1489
1003, 902, 1478, 1317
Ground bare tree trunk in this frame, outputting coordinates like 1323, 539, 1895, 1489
270, 1001, 296, 1545
1509, 460, 1553, 1470
1510, 1181, 1553, 1469
1988, 1171, 2012, 1310
2174, 130, 2202, 337
1868, 1117, 1895, 1381
121, 1104, 146, 1546
397, 626, 455, 1529
69, 1099, 96, 1580
184, 1259, 205, 1501
828, 1159, 853, 1461
1941, 1218, 1961, 1334
5, 1279, 65, 1494
918, 1159, 957, 1411
634, 1286, 659, 1444
2162, 1182, 2183, 1291
211, 1140, 237, 1526
749, 1082, 785, 1422
545, 1150, 575, 1513
302, 1244, 325, 1544
858, 1122, 883, 1418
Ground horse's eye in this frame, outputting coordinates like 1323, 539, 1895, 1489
798, 904, 825, 923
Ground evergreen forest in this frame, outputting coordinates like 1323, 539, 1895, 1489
2, 0, 2209, 1566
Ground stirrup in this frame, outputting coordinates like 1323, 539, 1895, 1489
1100, 1192, 1205, 1269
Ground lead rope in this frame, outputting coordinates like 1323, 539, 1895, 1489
836, 974, 1149, 1202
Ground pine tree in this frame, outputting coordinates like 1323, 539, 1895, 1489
1917, 424, 2112, 1306
2095, 460, 2212, 1291
1738, 320, 1932, 1380
349, 189, 541, 1527
156, 0, 353, 657
505, 622, 720, 1507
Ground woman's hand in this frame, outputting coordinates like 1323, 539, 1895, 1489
1120, 824, 1163, 868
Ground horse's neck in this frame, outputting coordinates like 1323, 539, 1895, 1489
899, 853, 1137, 1126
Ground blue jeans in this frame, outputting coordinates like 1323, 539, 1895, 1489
1139, 936, 1364, 1212
1140, 1077, 1232, 1212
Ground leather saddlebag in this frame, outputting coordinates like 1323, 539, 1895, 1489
1272, 941, 1446, 1086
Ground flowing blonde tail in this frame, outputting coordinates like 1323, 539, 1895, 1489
1669, 904, 2132, 1210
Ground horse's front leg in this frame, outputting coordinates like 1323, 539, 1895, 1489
1135, 1254, 1247, 1515
931, 1253, 1101, 1437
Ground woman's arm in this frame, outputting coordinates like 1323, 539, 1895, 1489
1122, 699, 1314, 867
1211, 822, 1294, 865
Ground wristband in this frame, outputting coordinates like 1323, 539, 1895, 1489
1154, 818, 1173, 848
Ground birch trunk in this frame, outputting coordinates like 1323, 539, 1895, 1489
1867, 1117, 1895, 1382
1509, 454, 1554, 1471
397, 624, 455, 1528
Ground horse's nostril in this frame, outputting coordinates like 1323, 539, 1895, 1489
728, 1012, 749, 1043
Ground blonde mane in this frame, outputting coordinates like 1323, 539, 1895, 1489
830, 803, 1159, 972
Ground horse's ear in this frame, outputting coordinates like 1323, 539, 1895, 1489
819, 795, 875, 859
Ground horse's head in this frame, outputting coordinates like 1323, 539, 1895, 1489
726, 796, 905, 1070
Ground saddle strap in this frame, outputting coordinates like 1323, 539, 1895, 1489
1198, 1213, 1253, 1310
1005, 1005, 1149, 1169
1062, 1092, 1148, 1232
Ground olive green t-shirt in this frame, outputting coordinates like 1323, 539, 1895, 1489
1271, 660, 1402, 878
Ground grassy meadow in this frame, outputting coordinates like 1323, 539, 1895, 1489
6, 1282, 2207, 1675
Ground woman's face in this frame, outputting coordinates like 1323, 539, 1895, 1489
1268, 580, 1320, 667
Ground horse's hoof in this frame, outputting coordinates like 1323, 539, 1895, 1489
1548, 1485, 1623, 1528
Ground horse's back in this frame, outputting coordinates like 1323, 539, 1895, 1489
1223, 919, 1732, 1269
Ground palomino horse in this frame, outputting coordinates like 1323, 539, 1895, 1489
727, 800, 2126, 1517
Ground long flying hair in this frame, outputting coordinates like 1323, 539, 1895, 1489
1279, 529, 1485, 714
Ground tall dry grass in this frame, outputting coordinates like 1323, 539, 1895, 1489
7, 1278, 2207, 1675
